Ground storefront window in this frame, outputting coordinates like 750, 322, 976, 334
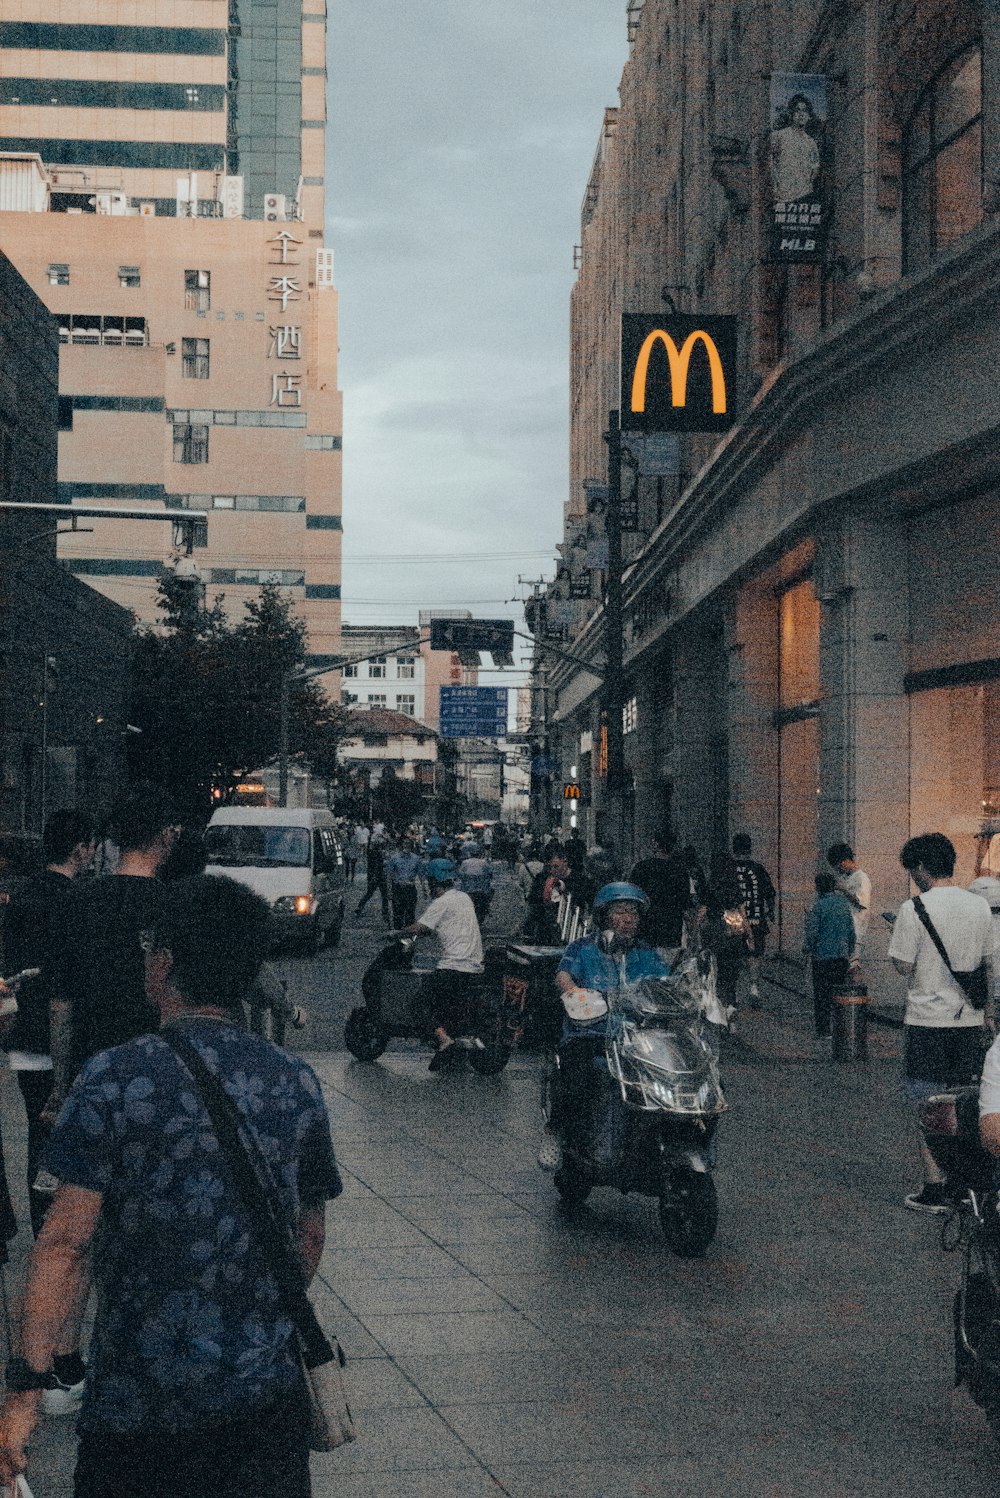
779, 577, 820, 708
903, 45, 983, 273
910, 681, 1000, 882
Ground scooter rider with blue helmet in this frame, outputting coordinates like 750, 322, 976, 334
395, 857, 485, 1071
546, 884, 672, 1156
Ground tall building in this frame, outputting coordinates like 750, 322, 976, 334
0, 0, 340, 662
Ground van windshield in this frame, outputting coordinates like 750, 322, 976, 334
204, 825, 311, 869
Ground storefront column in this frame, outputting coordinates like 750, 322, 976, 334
672, 626, 727, 868
817, 505, 910, 993
629, 650, 672, 861
724, 586, 781, 878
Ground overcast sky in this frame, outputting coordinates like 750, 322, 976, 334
326, 2, 629, 674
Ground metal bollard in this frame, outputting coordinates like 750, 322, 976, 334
831, 983, 869, 1062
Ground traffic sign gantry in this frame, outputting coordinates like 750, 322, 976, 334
428, 619, 514, 666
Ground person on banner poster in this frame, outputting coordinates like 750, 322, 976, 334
769, 91, 822, 204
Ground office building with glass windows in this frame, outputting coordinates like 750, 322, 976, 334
0, 0, 340, 662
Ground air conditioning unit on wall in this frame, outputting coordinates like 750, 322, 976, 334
263, 192, 287, 222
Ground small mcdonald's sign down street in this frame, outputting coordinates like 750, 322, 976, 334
563, 782, 583, 802
621, 313, 737, 434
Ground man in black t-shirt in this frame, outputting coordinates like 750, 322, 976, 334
5, 809, 95, 1236
630, 833, 692, 948
48, 786, 179, 1114
731, 833, 776, 1006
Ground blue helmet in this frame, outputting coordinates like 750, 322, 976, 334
593, 881, 650, 911
427, 857, 457, 884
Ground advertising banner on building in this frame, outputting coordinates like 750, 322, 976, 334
621, 314, 737, 434
768, 73, 828, 263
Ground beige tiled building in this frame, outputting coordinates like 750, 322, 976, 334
0, 0, 341, 661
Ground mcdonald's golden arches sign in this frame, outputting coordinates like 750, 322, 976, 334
621, 313, 737, 434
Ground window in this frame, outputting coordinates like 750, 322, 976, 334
396, 694, 416, 715
118, 264, 140, 288
397, 659, 415, 679
903, 44, 982, 272
173, 423, 209, 464
342, 664, 357, 678
369, 657, 386, 679
182, 337, 210, 379
56, 314, 148, 347
48, 263, 69, 286
184, 268, 211, 311
367, 694, 387, 707
622, 696, 638, 734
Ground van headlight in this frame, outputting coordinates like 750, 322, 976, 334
273, 895, 313, 916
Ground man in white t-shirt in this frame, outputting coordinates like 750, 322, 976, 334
396, 858, 484, 1071
888, 833, 996, 1214
827, 842, 871, 956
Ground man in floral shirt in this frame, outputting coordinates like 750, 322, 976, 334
0, 874, 342, 1498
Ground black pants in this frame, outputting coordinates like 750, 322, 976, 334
74, 1399, 310, 1498
16, 1070, 53, 1237
356, 865, 389, 919
422, 969, 479, 1039
391, 882, 418, 927
345, 855, 358, 882
812, 957, 850, 1038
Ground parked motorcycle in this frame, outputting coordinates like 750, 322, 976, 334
921, 1086, 1000, 1440
343, 935, 512, 1075
542, 950, 727, 1256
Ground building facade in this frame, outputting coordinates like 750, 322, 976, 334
0, 0, 340, 662
0, 251, 132, 833
339, 624, 426, 719
533, 0, 1000, 989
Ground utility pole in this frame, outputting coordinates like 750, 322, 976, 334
604, 409, 626, 861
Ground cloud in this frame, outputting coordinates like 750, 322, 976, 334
326, 0, 628, 624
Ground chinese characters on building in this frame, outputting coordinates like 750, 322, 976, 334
265, 230, 303, 406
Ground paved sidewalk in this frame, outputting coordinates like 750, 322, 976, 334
2, 970, 998, 1496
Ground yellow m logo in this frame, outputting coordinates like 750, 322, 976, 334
630, 329, 728, 414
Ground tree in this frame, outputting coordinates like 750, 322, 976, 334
128, 571, 348, 814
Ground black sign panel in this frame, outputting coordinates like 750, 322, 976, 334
621, 314, 737, 434
429, 618, 514, 666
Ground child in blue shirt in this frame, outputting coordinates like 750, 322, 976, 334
804, 872, 856, 1038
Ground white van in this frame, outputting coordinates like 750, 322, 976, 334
204, 806, 347, 954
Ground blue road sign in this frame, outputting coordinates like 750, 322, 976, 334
439, 686, 508, 739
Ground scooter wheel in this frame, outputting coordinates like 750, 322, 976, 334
469, 1042, 511, 1076
554, 1162, 592, 1207
344, 1007, 388, 1063
659, 1168, 718, 1257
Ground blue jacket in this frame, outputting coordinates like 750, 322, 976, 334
804, 893, 855, 960
385, 851, 424, 885
558, 935, 671, 1039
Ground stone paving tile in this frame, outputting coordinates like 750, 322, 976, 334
323, 1209, 435, 1249
391, 1348, 596, 1407
308, 1406, 485, 1476
312, 1470, 506, 1498
346, 1356, 430, 1413
361, 1309, 553, 1358
325, 1243, 472, 1281
339, 1273, 516, 1318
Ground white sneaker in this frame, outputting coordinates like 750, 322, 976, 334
40, 1372, 85, 1416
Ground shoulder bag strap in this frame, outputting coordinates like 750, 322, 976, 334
911, 896, 959, 978
159, 1027, 332, 1365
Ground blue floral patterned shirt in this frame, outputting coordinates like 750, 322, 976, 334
45, 1018, 342, 1436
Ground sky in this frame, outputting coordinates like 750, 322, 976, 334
325, 2, 630, 679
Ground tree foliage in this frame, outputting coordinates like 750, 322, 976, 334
127, 572, 347, 814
